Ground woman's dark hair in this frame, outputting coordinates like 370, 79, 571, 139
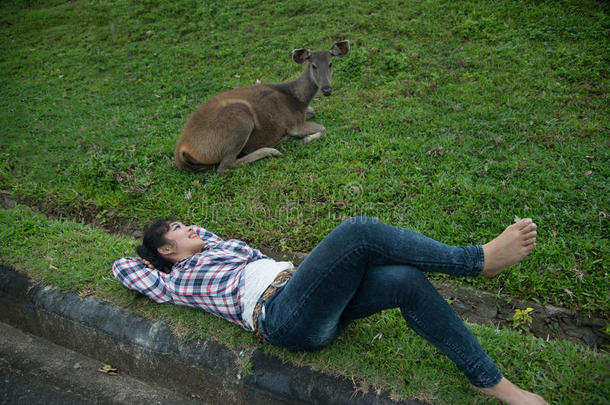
136, 217, 176, 273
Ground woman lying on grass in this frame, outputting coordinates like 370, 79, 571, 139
113, 216, 548, 404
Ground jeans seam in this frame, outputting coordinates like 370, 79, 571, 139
407, 308, 499, 386
474, 369, 503, 388
379, 246, 481, 277
474, 245, 485, 276
405, 308, 470, 366
341, 296, 402, 321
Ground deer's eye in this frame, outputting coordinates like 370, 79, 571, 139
312, 64, 318, 69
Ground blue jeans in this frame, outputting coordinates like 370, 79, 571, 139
257, 216, 502, 388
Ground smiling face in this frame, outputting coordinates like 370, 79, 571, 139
157, 221, 205, 263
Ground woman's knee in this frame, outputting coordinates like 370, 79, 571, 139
340, 216, 379, 228
370, 266, 435, 307
333, 216, 383, 242
381, 265, 429, 289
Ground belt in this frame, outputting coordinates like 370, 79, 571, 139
252, 269, 295, 342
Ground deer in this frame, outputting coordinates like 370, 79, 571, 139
174, 40, 350, 173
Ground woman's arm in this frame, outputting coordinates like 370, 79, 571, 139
191, 225, 268, 260
223, 239, 269, 261
191, 225, 223, 244
112, 257, 172, 303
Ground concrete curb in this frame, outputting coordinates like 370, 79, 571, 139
0, 264, 424, 405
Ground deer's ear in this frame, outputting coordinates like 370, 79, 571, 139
292, 48, 311, 64
330, 40, 350, 58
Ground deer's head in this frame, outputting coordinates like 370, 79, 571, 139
292, 40, 350, 96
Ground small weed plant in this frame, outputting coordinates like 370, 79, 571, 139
512, 307, 535, 330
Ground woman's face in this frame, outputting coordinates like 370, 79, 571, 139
160, 221, 205, 261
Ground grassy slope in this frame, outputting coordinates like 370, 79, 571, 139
1, 205, 608, 404
1, 0, 608, 315
0, 1, 608, 402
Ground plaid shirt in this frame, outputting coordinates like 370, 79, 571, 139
112, 225, 267, 330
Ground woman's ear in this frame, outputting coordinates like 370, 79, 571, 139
157, 243, 175, 258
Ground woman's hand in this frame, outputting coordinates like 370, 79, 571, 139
141, 259, 155, 270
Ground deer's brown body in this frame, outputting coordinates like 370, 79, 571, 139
174, 41, 349, 173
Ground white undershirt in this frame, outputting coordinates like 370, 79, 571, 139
241, 259, 294, 330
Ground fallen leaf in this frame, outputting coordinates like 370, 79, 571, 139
584, 170, 593, 176
426, 146, 444, 157
98, 364, 119, 375
49, 264, 59, 270
78, 287, 94, 299
73, 362, 81, 369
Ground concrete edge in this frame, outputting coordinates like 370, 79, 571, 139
0, 264, 425, 405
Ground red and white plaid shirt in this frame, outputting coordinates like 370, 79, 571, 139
112, 225, 267, 330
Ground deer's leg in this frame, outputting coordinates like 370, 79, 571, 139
213, 104, 258, 173
287, 122, 325, 137
234, 148, 284, 167
217, 154, 237, 173
287, 122, 326, 145
218, 147, 283, 173
305, 106, 315, 119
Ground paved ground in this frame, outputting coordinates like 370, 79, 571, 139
1, 365, 91, 405
0, 322, 203, 404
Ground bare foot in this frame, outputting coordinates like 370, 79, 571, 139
473, 377, 549, 405
481, 218, 537, 277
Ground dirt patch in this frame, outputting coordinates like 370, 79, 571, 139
2, 190, 608, 351
433, 282, 608, 350
1, 190, 145, 239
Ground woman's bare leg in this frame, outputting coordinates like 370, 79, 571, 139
482, 218, 537, 277
474, 377, 549, 405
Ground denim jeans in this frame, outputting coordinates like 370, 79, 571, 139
257, 216, 502, 388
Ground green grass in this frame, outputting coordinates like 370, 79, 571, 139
0, 0, 608, 401
1, 205, 608, 404
2, 0, 608, 316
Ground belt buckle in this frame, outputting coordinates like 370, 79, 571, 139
271, 269, 293, 288
271, 279, 288, 288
